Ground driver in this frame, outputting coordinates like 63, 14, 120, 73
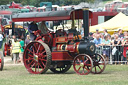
28, 21, 38, 41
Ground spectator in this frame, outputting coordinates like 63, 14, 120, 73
103, 29, 108, 36
11, 38, 20, 64
118, 29, 124, 39
25, 35, 31, 46
93, 29, 100, 38
112, 34, 122, 64
0, 31, 3, 49
28, 21, 38, 41
102, 35, 111, 62
89, 32, 94, 41
19, 38, 24, 63
93, 34, 102, 47
122, 36, 128, 64
122, 31, 128, 43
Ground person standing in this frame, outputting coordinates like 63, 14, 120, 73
12, 38, 20, 64
0, 31, 3, 49
25, 35, 31, 46
19, 38, 24, 63
28, 21, 38, 41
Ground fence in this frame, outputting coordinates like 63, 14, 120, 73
96, 45, 128, 65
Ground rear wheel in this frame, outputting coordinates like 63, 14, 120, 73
91, 53, 106, 74
23, 41, 51, 74
50, 62, 71, 73
3, 43, 7, 57
73, 54, 93, 75
0, 52, 4, 71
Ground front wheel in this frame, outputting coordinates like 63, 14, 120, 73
73, 54, 93, 75
91, 53, 106, 74
23, 41, 51, 74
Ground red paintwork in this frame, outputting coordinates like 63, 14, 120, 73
52, 51, 74, 61
67, 33, 74, 40
3, 43, 11, 56
9, 1, 22, 9
56, 37, 68, 43
0, 59, 1, 63
13, 16, 71, 22
91, 11, 118, 26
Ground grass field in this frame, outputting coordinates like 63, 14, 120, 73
0, 64, 128, 85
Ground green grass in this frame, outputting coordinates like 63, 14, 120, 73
0, 65, 128, 85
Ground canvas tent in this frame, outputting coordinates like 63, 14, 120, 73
90, 12, 128, 33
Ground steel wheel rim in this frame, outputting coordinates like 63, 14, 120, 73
73, 54, 93, 75
23, 41, 51, 74
3, 43, 7, 56
91, 53, 106, 74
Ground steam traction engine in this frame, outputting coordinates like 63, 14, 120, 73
12, 8, 106, 75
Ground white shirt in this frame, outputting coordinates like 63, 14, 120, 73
0, 34, 3, 41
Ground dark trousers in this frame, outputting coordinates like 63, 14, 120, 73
0, 41, 3, 49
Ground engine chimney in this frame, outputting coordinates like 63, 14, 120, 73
83, 7, 89, 41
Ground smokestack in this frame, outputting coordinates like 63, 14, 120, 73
83, 7, 89, 40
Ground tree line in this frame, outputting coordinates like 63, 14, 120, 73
0, 0, 110, 6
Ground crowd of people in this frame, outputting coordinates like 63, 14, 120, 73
10, 35, 31, 64
84, 29, 128, 64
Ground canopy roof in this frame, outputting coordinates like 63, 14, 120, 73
90, 12, 128, 32
12, 9, 92, 22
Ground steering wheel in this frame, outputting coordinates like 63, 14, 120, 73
56, 29, 67, 37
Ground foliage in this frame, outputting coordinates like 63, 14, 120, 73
0, 0, 95, 6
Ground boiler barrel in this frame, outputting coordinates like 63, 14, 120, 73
78, 42, 96, 55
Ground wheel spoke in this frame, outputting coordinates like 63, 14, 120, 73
38, 50, 46, 56
98, 65, 102, 70
28, 54, 34, 58
33, 44, 38, 52
28, 60, 34, 67
38, 63, 44, 69
95, 66, 97, 73
77, 66, 81, 71
98, 57, 102, 62
82, 68, 85, 74
85, 64, 91, 66
36, 44, 41, 54
30, 62, 36, 68
35, 63, 37, 72
38, 58, 47, 61
84, 66, 89, 72
41, 62, 46, 68
27, 49, 33, 54
84, 59, 89, 64
25, 58, 33, 61
77, 59, 81, 63
99, 63, 104, 65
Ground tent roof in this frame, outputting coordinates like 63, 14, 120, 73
90, 12, 128, 32
12, 9, 92, 22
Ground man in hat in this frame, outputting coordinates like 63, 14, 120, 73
28, 21, 38, 41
